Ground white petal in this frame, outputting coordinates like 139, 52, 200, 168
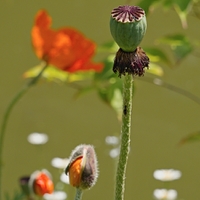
27, 132, 48, 145
60, 172, 69, 184
153, 189, 177, 200
153, 169, 182, 181
51, 157, 69, 169
105, 136, 119, 145
43, 191, 67, 200
109, 148, 120, 158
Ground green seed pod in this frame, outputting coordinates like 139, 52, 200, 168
110, 5, 147, 52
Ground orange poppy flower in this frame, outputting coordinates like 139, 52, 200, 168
32, 171, 54, 196
32, 10, 103, 73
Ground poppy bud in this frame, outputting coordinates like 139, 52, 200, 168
65, 144, 98, 190
110, 5, 147, 52
29, 170, 54, 196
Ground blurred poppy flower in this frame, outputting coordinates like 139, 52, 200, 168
29, 170, 54, 196
32, 10, 103, 73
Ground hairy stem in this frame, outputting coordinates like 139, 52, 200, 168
74, 188, 83, 200
0, 63, 48, 199
115, 74, 133, 200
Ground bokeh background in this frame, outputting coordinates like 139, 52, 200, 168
0, 0, 200, 199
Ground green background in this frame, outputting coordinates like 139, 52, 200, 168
0, 0, 200, 199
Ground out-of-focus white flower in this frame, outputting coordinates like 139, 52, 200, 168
153, 169, 182, 181
60, 172, 69, 184
27, 132, 48, 145
105, 136, 119, 145
109, 147, 120, 158
153, 189, 177, 200
43, 191, 67, 200
51, 157, 69, 169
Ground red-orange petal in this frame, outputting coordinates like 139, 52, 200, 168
34, 173, 54, 196
68, 61, 103, 73
32, 10, 56, 60
34, 10, 52, 29
32, 10, 103, 73
69, 156, 83, 187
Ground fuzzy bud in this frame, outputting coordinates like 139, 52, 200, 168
65, 144, 98, 190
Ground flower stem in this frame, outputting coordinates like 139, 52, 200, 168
115, 74, 133, 200
74, 188, 83, 200
0, 63, 48, 199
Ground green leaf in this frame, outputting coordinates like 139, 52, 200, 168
23, 64, 68, 83
73, 85, 95, 99
97, 79, 122, 105
97, 41, 118, 53
111, 87, 123, 119
97, 79, 123, 119
24, 64, 95, 83
67, 71, 94, 82
94, 55, 116, 81
157, 34, 193, 63
97, 74, 135, 120
4, 192, 10, 200
147, 63, 164, 76
137, 0, 161, 14
4, 191, 24, 200
179, 131, 200, 145
164, 0, 193, 28
145, 47, 171, 66
174, 0, 192, 28
163, 0, 174, 8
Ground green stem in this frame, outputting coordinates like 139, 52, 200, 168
74, 188, 83, 200
0, 62, 48, 199
115, 74, 133, 200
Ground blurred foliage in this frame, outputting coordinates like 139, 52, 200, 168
4, 191, 24, 200
138, 0, 194, 28
157, 34, 193, 64
179, 131, 200, 145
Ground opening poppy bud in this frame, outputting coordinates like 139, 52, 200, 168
29, 170, 54, 196
65, 144, 98, 190
110, 5, 147, 52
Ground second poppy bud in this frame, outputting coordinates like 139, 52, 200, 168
29, 169, 54, 197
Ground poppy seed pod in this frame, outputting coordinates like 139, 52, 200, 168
65, 144, 98, 190
110, 5, 147, 52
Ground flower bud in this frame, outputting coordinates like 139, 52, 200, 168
65, 144, 98, 190
19, 176, 31, 197
110, 5, 147, 52
29, 169, 54, 196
